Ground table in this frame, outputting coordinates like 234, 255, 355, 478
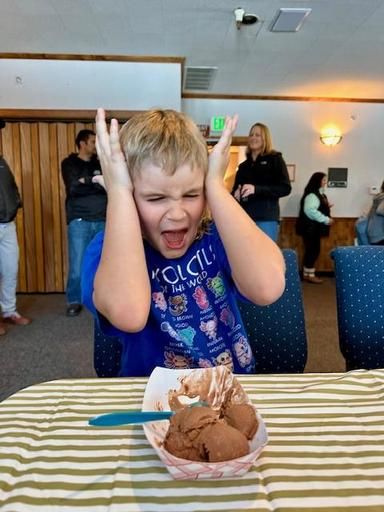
1, 370, 384, 512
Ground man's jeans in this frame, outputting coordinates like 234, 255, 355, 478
66, 219, 105, 305
0, 222, 19, 315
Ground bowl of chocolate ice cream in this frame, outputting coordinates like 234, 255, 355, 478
142, 366, 268, 480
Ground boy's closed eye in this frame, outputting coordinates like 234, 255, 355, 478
145, 192, 202, 202
147, 196, 165, 202
184, 193, 201, 198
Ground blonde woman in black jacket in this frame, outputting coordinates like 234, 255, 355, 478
231, 122, 291, 241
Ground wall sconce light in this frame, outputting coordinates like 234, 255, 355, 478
320, 128, 342, 146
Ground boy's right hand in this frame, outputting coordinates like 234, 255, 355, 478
93, 108, 133, 192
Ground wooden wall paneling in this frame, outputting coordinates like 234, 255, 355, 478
30, 124, 45, 291
57, 123, 70, 291
38, 123, 56, 291
279, 218, 356, 272
20, 123, 38, 291
48, 123, 64, 291
12, 124, 28, 291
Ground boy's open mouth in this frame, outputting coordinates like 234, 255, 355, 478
162, 229, 188, 249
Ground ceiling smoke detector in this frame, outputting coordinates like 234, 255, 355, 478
234, 7, 258, 29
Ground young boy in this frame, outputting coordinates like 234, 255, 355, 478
82, 108, 285, 376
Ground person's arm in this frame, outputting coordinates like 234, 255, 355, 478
229, 164, 245, 202
1, 157, 22, 209
252, 154, 291, 199
304, 194, 331, 224
61, 159, 98, 197
205, 117, 285, 306
92, 108, 151, 332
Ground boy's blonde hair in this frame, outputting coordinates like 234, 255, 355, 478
119, 109, 211, 239
119, 109, 208, 177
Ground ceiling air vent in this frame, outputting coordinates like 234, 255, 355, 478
184, 66, 217, 91
270, 8, 312, 32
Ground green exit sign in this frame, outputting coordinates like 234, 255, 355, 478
210, 116, 226, 133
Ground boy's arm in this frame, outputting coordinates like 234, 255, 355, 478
92, 109, 151, 332
206, 117, 285, 306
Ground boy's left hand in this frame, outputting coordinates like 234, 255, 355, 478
207, 115, 238, 186
94, 108, 133, 192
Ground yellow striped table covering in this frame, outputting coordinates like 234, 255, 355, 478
1, 369, 384, 511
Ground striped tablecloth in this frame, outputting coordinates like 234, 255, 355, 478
1, 369, 384, 512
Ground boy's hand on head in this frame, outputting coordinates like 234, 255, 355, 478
207, 115, 238, 188
94, 108, 133, 192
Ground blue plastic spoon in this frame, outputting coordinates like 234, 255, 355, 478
89, 401, 208, 427
88, 410, 174, 427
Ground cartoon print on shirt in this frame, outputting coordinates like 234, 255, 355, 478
179, 326, 196, 348
152, 291, 167, 311
161, 322, 180, 340
220, 306, 236, 329
198, 358, 213, 368
192, 286, 210, 310
161, 322, 196, 348
233, 336, 253, 368
214, 350, 234, 372
168, 294, 188, 316
164, 351, 193, 369
200, 317, 218, 340
207, 272, 226, 298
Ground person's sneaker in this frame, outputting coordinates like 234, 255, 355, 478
3, 312, 32, 325
304, 275, 323, 284
0, 322, 7, 335
66, 303, 82, 317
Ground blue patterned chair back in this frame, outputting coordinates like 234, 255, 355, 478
94, 320, 122, 377
237, 249, 308, 373
331, 246, 384, 370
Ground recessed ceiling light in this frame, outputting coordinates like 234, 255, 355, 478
242, 14, 258, 25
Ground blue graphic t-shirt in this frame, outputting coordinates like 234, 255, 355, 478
82, 223, 255, 376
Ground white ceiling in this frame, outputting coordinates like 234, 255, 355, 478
1, 0, 384, 99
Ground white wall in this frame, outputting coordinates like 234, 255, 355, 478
1, 58, 381, 217
183, 98, 383, 217
0, 59, 181, 110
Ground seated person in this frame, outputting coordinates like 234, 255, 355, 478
367, 180, 384, 245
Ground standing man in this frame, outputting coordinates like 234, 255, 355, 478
0, 119, 32, 335
61, 129, 107, 317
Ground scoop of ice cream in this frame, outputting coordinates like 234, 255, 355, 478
164, 406, 219, 461
170, 406, 219, 440
197, 422, 249, 462
163, 431, 202, 461
223, 404, 259, 440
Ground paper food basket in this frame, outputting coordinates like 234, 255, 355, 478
142, 366, 268, 480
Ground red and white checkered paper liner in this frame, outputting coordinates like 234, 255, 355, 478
142, 367, 268, 480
